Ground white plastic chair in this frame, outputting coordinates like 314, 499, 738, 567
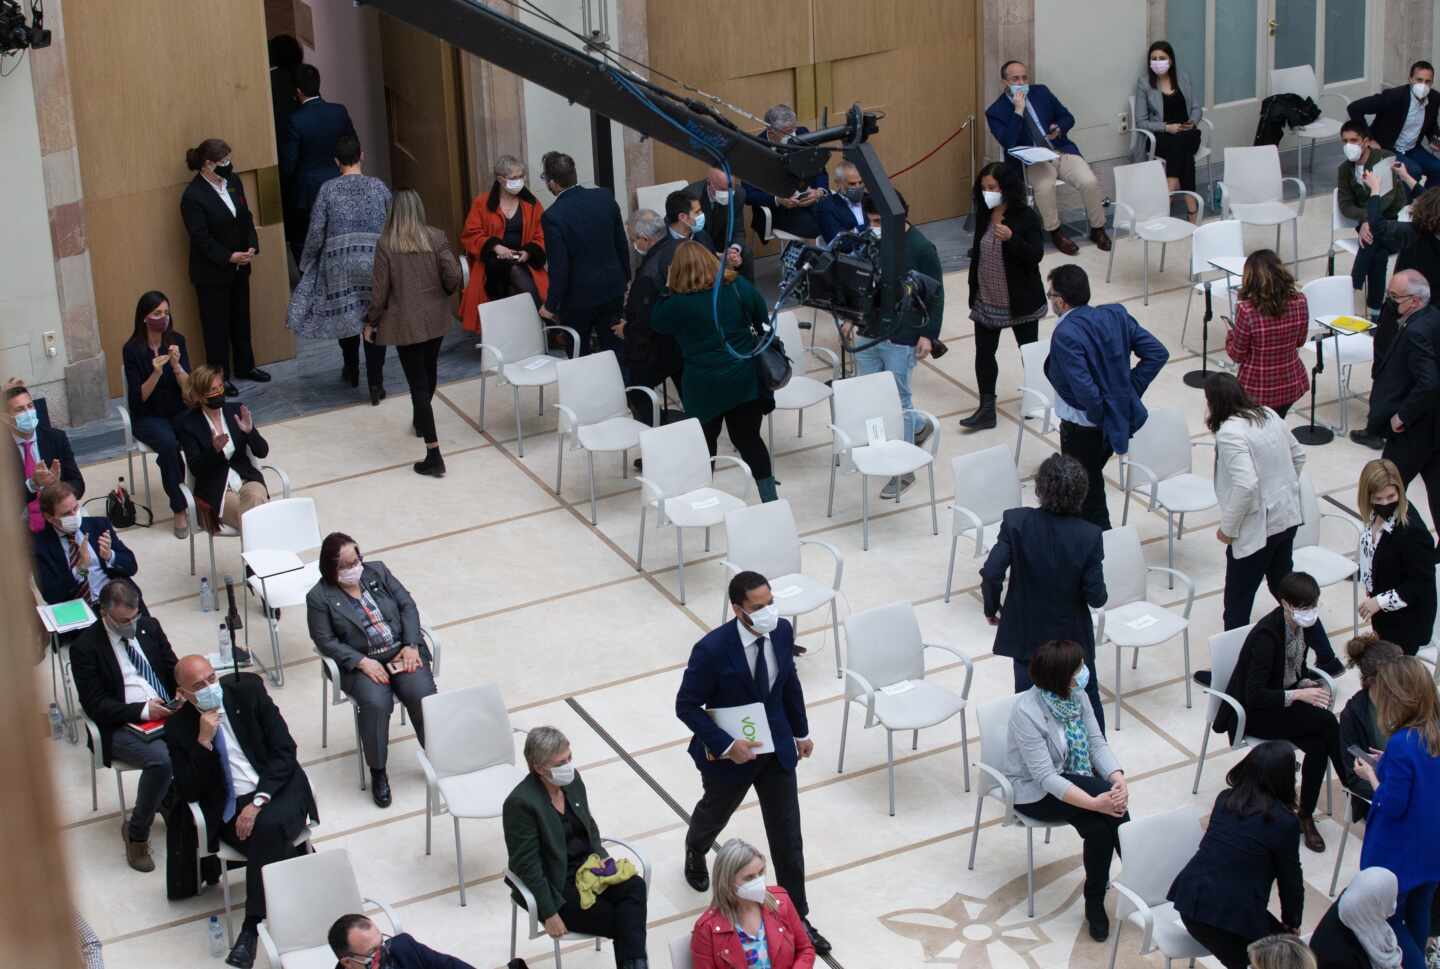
1104, 806, 1211, 969
1218, 146, 1306, 271
635, 418, 751, 603
1329, 188, 1362, 276
258, 849, 400, 968
1181, 220, 1245, 350
943, 445, 1022, 603
181, 461, 292, 593
1099, 526, 1195, 728
826, 371, 940, 550
115, 402, 155, 513
1299, 275, 1375, 435
507, 839, 650, 967
554, 351, 658, 524
475, 292, 580, 457
1119, 408, 1218, 586
720, 499, 845, 677
1014, 339, 1058, 466
317, 625, 443, 791
1128, 94, 1215, 191
1291, 470, 1362, 632
669, 935, 694, 969
966, 694, 1070, 918
1106, 160, 1203, 305
1270, 66, 1349, 172
838, 602, 972, 814
239, 497, 324, 688
190, 801, 315, 947
77, 704, 142, 813
636, 179, 687, 216
767, 310, 839, 452
416, 683, 529, 906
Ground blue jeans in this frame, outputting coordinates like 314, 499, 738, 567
1398, 144, 1440, 184
1390, 882, 1437, 969
854, 340, 918, 442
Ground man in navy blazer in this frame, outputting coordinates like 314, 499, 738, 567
675, 570, 831, 954
815, 161, 866, 242
985, 60, 1110, 255
8, 383, 84, 530
744, 104, 827, 241
32, 481, 144, 611
280, 64, 356, 260
537, 151, 630, 358
1347, 60, 1440, 184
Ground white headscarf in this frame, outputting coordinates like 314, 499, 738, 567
1337, 868, 1402, 969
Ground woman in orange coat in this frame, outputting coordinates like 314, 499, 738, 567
458, 154, 550, 332
692, 839, 816, 969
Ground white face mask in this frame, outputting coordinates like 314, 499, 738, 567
1343, 141, 1364, 162
58, 512, 83, 535
735, 875, 768, 904
711, 189, 730, 205
504, 178, 525, 194
982, 189, 1004, 209
745, 603, 780, 635
869, 225, 882, 238
1290, 606, 1320, 628
1415, 82, 1432, 101
1149, 59, 1171, 75
548, 762, 576, 786
337, 563, 364, 586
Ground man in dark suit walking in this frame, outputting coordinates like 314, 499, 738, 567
166, 654, 318, 968
7, 383, 84, 532
280, 64, 356, 262
31, 481, 142, 609
687, 166, 754, 281
70, 579, 177, 873
1366, 270, 1440, 528
537, 151, 630, 358
675, 570, 831, 955
1348, 60, 1440, 184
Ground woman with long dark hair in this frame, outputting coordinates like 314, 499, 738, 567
121, 290, 191, 537
1168, 741, 1306, 969
1133, 40, 1203, 218
962, 160, 1045, 431
459, 154, 549, 331
1226, 249, 1310, 417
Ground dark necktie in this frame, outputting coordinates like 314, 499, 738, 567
212, 720, 238, 822
68, 537, 94, 604
123, 637, 171, 705
753, 636, 769, 698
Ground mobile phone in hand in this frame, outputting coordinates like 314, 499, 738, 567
163, 697, 186, 711
387, 659, 405, 675
1347, 744, 1378, 768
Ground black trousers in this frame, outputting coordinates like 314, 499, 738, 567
338, 335, 388, 388
686, 753, 808, 916
483, 259, 542, 309
1014, 655, 1105, 735
218, 787, 309, 923
341, 662, 436, 771
973, 319, 1039, 396
397, 336, 444, 445
1383, 432, 1440, 532
1244, 702, 1344, 816
195, 279, 256, 379
1060, 420, 1114, 531
701, 396, 774, 481
1015, 773, 1128, 900
1181, 914, 1283, 969
1222, 525, 1298, 630
557, 872, 648, 966
561, 298, 624, 358
1272, 401, 1293, 419
131, 415, 187, 513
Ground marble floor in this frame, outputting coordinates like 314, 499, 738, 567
48, 189, 1410, 969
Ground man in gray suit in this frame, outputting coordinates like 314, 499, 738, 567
687, 167, 753, 281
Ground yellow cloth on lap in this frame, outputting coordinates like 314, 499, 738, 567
574, 852, 637, 909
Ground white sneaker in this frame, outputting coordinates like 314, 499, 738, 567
880, 474, 915, 499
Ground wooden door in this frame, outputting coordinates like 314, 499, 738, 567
380, 16, 470, 244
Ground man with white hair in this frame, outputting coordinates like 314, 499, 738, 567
816, 161, 866, 242
743, 103, 827, 240
616, 208, 682, 426
1364, 268, 1440, 527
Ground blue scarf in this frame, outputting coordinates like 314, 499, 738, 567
1039, 689, 1092, 776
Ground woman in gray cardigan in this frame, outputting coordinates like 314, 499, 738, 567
1134, 41, 1204, 219
306, 531, 436, 807
1003, 638, 1129, 942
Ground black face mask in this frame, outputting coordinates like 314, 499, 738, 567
1373, 500, 1399, 520
203, 395, 225, 410
843, 187, 865, 205
214, 162, 233, 178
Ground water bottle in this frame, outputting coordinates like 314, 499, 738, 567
207, 916, 225, 957
217, 622, 233, 667
199, 576, 215, 613
48, 702, 64, 740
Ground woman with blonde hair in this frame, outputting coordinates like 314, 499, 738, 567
458, 153, 549, 330
1356, 459, 1436, 654
173, 364, 271, 531
1338, 636, 1406, 820
1225, 249, 1310, 417
650, 240, 778, 501
690, 839, 815, 969
1353, 657, 1440, 969
1248, 935, 1318, 969
365, 189, 462, 477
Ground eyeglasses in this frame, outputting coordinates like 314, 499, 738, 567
343, 935, 392, 968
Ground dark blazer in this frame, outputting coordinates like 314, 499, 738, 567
122, 332, 191, 420
1309, 893, 1371, 969
986, 83, 1083, 156
1046, 303, 1169, 455
174, 404, 270, 516
620, 234, 683, 375
981, 507, 1106, 662
15, 423, 85, 508
1365, 304, 1440, 441
1367, 507, 1437, 653
1337, 690, 1380, 812
280, 96, 356, 211
31, 516, 139, 607
687, 179, 753, 280
676, 618, 809, 780
164, 673, 317, 852
1347, 85, 1440, 152
967, 203, 1046, 319
1168, 792, 1303, 939
269, 67, 298, 169
383, 934, 477, 969
305, 561, 428, 673
180, 172, 259, 288
502, 771, 604, 921
816, 192, 863, 243
70, 615, 177, 766
1214, 607, 1344, 741
540, 185, 630, 316
1368, 202, 1440, 365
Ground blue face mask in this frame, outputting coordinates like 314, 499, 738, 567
14, 408, 39, 435
1010, 83, 1029, 96
690, 212, 706, 233
1072, 664, 1091, 693
191, 682, 224, 711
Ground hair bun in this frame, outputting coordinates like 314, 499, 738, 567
185, 147, 202, 171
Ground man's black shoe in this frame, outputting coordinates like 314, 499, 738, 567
684, 849, 710, 892
223, 380, 240, 397
1349, 430, 1384, 450
237, 368, 271, 383
1193, 670, 1212, 687
804, 919, 832, 954
371, 770, 392, 808
225, 927, 258, 968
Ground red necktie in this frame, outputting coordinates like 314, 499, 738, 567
22, 441, 43, 533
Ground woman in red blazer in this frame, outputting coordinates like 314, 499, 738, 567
459, 154, 550, 332
1225, 249, 1311, 417
692, 839, 816, 969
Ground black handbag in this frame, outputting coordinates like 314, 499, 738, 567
755, 335, 793, 391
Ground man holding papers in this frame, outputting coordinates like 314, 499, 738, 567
675, 570, 829, 955
985, 60, 1111, 256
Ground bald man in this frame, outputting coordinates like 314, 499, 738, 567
816, 162, 866, 242
686, 166, 754, 281
165, 655, 317, 968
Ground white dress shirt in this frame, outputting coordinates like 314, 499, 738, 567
846, 199, 864, 229
104, 622, 160, 718
203, 408, 242, 516
737, 619, 778, 693
216, 707, 260, 797
14, 433, 39, 493
207, 173, 237, 217
60, 524, 116, 603
1397, 93, 1428, 154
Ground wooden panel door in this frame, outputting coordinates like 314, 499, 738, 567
380, 15, 470, 244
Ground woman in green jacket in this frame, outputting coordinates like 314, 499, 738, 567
650, 240, 778, 501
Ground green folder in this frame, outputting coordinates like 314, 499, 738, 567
49, 600, 90, 627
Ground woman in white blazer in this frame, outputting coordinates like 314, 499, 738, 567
1133, 41, 1204, 219
1208, 373, 1307, 631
